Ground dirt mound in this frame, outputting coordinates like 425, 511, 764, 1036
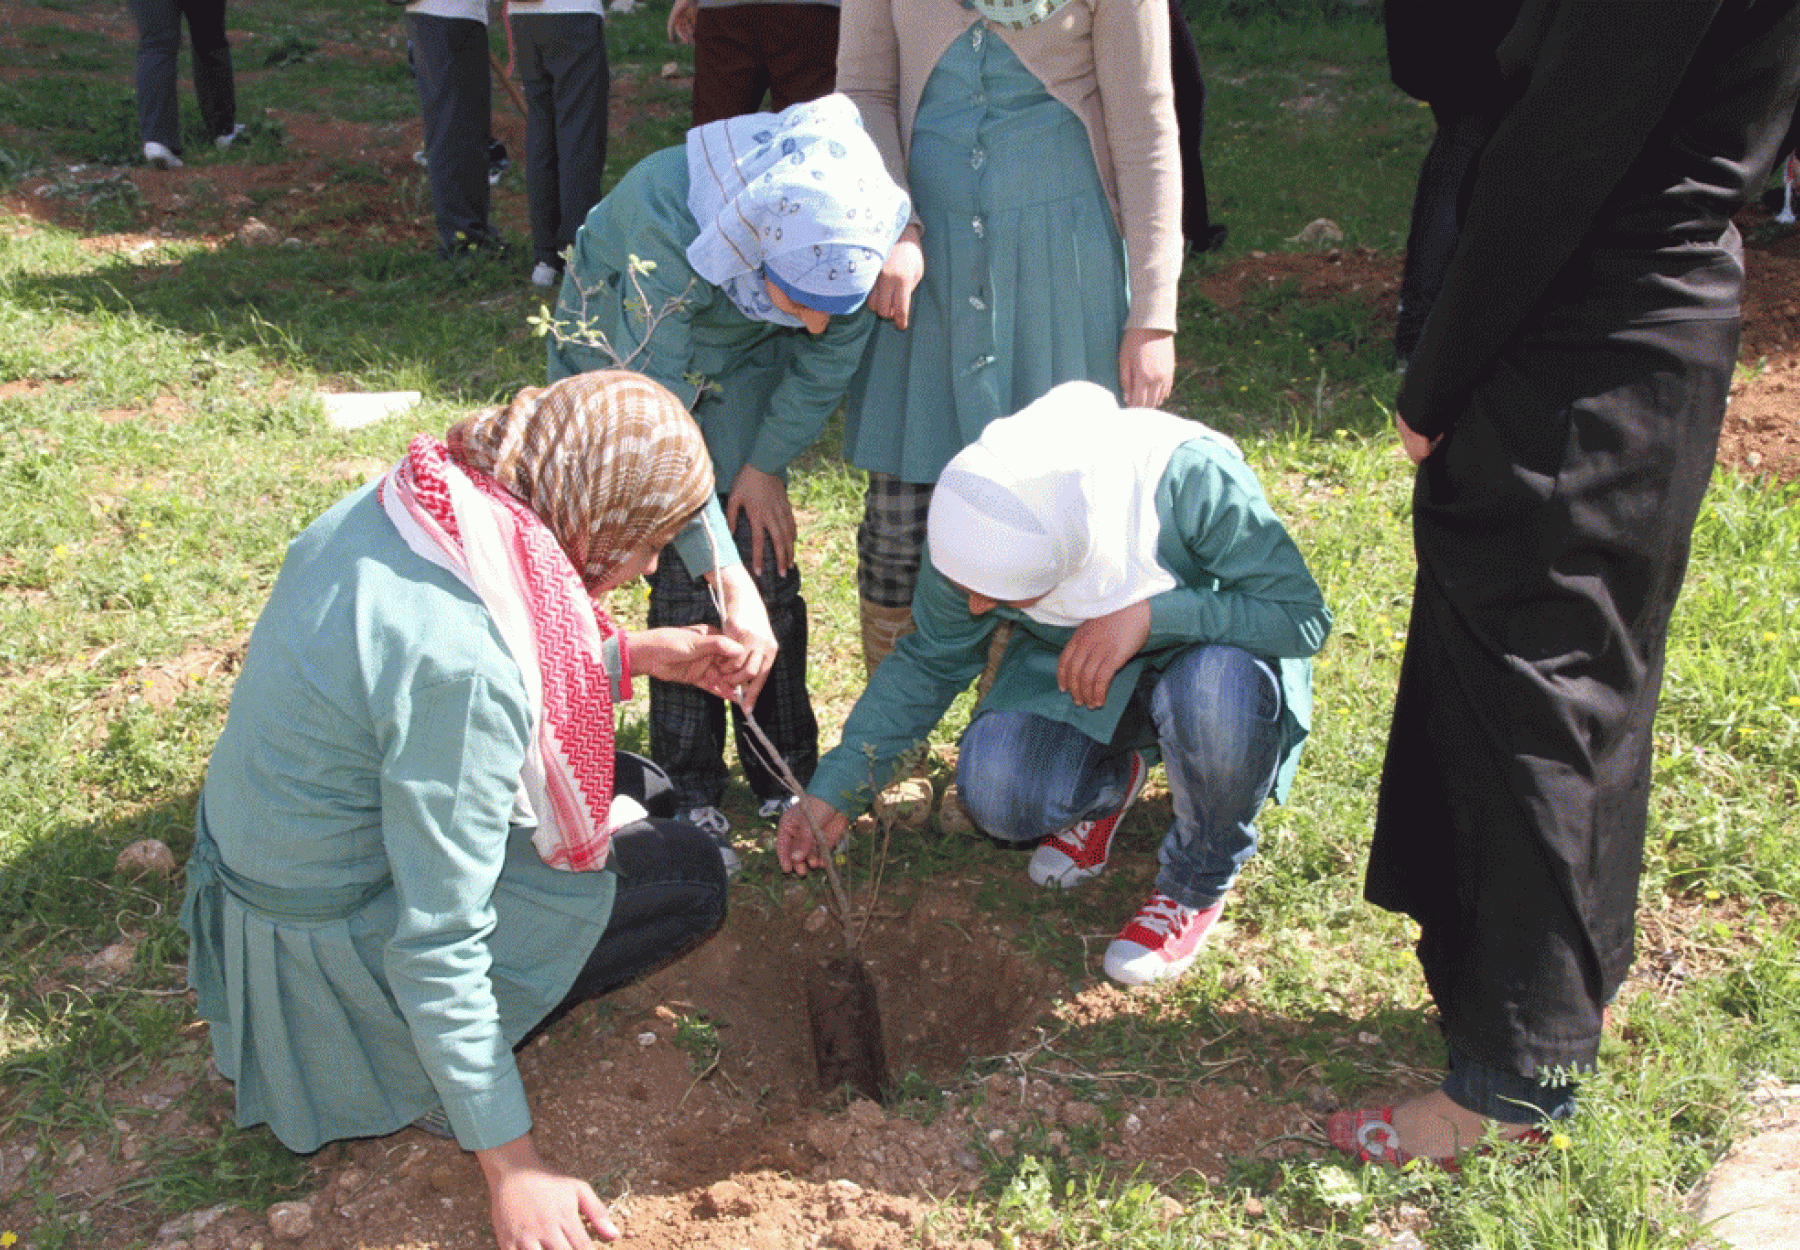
117, 876, 1309, 1250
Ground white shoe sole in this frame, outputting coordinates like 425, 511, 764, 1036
1026, 753, 1148, 889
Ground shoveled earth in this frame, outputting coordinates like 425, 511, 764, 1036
136, 859, 1315, 1250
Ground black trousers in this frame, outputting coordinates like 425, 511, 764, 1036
130, 0, 235, 150
408, 13, 495, 257
513, 12, 610, 270
523, 753, 728, 1044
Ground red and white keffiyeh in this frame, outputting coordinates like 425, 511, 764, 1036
380, 433, 624, 872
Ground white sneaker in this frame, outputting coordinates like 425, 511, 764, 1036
682, 806, 739, 879
1102, 893, 1225, 987
143, 141, 182, 170
757, 795, 797, 820
214, 123, 247, 150
530, 261, 561, 288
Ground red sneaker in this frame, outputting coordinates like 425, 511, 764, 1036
1027, 751, 1148, 889
1102, 892, 1225, 986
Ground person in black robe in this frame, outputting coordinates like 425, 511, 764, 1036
1168, 0, 1227, 253
1330, 0, 1800, 1166
1384, 0, 1522, 364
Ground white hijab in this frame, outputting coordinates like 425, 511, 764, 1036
927, 381, 1239, 628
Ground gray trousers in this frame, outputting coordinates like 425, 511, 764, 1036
130, 0, 235, 152
512, 12, 610, 271
408, 13, 494, 256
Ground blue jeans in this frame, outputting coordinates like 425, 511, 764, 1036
956, 644, 1283, 909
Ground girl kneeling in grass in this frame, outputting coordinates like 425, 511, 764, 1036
182, 372, 758, 1250
778, 380, 1330, 986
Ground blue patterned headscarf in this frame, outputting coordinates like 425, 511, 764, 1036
685, 94, 911, 327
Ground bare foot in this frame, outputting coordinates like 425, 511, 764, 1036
1388, 1088, 1538, 1160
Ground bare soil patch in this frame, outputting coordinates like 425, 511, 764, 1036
3, 861, 1319, 1250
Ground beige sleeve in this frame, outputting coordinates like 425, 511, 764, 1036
1093, 0, 1182, 331
837, 0, 918, 225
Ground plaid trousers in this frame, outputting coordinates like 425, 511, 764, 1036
857, 472, 935, 607
647, 499, 818, 809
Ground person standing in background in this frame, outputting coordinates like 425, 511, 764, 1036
408, 0, 502, 257
130, 0, 244, 169
508, 0, 611, 288
666, 0, 840, 126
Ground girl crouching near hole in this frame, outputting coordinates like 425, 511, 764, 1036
779, 380, 1330, 986
181, 371, 762, 1249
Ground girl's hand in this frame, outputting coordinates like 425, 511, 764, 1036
870, 225, 924, 329
666, 0, 696, 44
479, 1134, 619, 1249
1396, 410, 1441, 464
627, 626, 749, 700
708, 563, 777, 704
777, 794, 848, 874
1057, 600, 1151, 710
1118, 327, 1175, 410
725, 464, 796, 579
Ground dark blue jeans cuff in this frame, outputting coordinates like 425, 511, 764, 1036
1441, 1037, 1577, 1124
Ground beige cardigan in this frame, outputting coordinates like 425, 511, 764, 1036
837, 0, 1181, 333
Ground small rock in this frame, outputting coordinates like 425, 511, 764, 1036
116, 838, 177, 877
636, 1031, 657, 1047
805, 1118, 853, 1157
803, 906, 833, 932
158, 1203, 230, 1242
1244, 1196, 1266, 1218
873, 777, 933, 832
829, 1178, 863, 1198
63, 1141, 87, 1167
1288, 217, 1344, 245
1122, 1112, 1143, 1136
87, 939, 137, 980
658, 60, 680, 78
1155, 1194, 1185, 1223
266, 1200, 313, 1240
698, 1179, 756, 1218
237, 218, 281, 247
846, 1099, 885, 1129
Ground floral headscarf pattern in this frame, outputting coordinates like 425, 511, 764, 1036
685, 93, 911, 326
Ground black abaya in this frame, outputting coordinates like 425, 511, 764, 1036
1370, 0, 1800, 1087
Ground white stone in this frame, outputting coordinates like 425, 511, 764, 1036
320, 391, 422, 432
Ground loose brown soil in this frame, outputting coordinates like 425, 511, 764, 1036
2, 7, 1797, 1247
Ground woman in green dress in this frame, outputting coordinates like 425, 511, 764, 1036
182, 371, 758, 1249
